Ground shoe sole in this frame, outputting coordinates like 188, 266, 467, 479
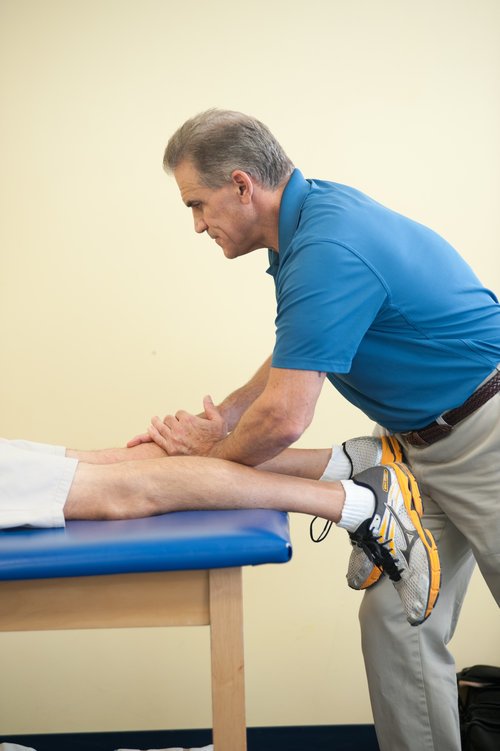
381, 435, 404, 465
356, 561, 383, 589
391, 462, 441, 624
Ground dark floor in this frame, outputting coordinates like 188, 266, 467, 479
2, 724, 380, 751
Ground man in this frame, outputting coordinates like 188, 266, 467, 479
129, 109, 500, 751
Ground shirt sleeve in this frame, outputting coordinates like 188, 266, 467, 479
271, 241, 387, 373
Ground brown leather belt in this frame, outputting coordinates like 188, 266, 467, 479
403, 370, 500, 447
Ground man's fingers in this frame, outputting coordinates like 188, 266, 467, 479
147, 421, 170, 451
126, 433, 152, 448
152, 415, 172, 433
202, 394, 219, 420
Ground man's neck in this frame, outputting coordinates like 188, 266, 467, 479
257, 179, 288, 252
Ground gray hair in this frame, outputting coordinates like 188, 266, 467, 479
163, 109, 294, 189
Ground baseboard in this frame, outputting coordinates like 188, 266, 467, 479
2, 724, 379, 751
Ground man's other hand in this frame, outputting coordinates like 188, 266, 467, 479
147, 395, 228, 456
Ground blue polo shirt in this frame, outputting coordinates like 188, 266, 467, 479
267, 169, 500, 432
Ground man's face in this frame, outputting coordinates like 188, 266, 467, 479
173, 160, 263, 259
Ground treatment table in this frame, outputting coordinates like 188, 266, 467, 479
0, 509, 292, 751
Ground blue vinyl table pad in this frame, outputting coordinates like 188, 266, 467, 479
0, 509, 292, 581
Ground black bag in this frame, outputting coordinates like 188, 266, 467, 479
457, 665, 500, 750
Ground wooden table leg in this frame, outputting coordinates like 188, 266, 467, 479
209, 567, 246, 751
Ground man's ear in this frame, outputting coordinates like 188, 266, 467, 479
231, 170, 254, 203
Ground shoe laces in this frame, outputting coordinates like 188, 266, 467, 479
353, 532, 403, 581
309, 516, 333, 543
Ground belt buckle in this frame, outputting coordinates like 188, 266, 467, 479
404, 431, 430, 447
403, 420, 453, 447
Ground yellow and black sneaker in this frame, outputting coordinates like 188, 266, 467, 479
350, 462, 441, 626
310, 435, 404, 592
343, 434, 403, 476
343, 435, 403, 590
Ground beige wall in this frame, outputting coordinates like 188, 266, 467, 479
1, 0, 499, 734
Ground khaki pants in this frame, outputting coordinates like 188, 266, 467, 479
363, 391, 500, 751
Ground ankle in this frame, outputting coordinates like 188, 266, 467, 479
337, 480, 375, 532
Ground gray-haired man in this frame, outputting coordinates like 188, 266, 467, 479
130, 109, 500, 751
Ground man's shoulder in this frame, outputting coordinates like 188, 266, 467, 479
294, 178, 389, 248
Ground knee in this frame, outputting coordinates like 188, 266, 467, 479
359, 577, 404, 632
359, 575, 459, 662
358, 577, 431, 659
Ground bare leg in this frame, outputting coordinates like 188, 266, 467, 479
257, 448, 332, 479
66, 443, 167, 464
63, 456, 345, 523
67, 443, 332, 478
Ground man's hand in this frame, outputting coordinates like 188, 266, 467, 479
126, 356, 272, 450
147, 395, 228, 456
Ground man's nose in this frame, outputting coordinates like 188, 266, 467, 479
194, 215, 208, 234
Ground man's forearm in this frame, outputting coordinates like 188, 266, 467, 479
216, 355, 272, 430
209, 393, 301, 466
210, 365, 326, 465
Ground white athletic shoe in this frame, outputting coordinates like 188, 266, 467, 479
310, 435, 403, 589
349, 463, 441, 626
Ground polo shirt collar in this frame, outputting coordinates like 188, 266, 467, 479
267, 168, 310, 277
278, 168, 310, 254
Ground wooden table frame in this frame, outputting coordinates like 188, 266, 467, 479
0, 566, 246, 751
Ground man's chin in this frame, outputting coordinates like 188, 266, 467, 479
221, 243, 238, 259
214, 238, 231, 255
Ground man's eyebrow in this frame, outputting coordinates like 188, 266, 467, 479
185, 199, 199, 208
